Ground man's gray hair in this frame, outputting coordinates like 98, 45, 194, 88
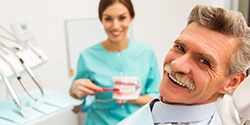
187, 5, 250, 76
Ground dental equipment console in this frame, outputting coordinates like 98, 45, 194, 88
0, 25, 45, 118
0, 63, 27, 119
0, 25, 46, 62
0, 24, 83, 125
0, 25, 45, 96
0, 41, 44, 96
0, 47, 37, 101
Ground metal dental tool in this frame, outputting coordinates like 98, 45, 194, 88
0, 42, 44, 96
0, 25, 46, 62
0, 63, 27, 119
0, 48, 37, 101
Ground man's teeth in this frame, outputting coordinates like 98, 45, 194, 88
164, 65, 195, 91
187, 84, 195, 91
169, 75, 185, 87
168, 74, 195, 91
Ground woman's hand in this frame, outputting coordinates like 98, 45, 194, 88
115, 95, 153, 105
70, 79, 103, 99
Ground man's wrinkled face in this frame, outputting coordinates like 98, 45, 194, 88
159, 22, 238, 105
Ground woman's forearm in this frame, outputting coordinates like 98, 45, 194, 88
127, 95, 153, 105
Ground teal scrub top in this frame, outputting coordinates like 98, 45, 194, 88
73, 39, 161, 125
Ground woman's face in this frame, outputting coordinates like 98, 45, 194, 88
101, 2, 133, 43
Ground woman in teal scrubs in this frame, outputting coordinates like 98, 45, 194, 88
70, 0, 161, 124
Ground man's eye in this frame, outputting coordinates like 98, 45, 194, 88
200, 59, 209, 66
176, 45, 185, 52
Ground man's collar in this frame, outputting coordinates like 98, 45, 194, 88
152, 98, 217, 124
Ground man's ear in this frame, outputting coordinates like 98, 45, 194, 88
219, 72, 246, 94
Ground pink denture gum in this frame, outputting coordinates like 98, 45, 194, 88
112, 77, 141, 100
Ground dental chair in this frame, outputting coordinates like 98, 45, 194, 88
232, 69, 250, 125
217, 69, 250, 125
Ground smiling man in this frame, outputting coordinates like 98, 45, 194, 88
118, 4, 250, 125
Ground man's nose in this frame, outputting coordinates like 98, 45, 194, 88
170, 54, 191, 74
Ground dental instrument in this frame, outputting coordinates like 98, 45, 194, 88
0, 48, 37, 101
0, 42, 44, 96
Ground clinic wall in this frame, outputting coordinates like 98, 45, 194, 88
239, 0, 249, 17
0, 0, 230, 125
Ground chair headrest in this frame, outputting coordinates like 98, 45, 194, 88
232, 76, 250, 120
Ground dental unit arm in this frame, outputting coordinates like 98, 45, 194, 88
0, 48, 37, 101
0, 41, 44, 96
0, 64, 27, 119
0, 25, 46, 62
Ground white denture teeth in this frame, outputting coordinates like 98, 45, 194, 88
119, 85, 135, 93
112, 77, 141, 100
